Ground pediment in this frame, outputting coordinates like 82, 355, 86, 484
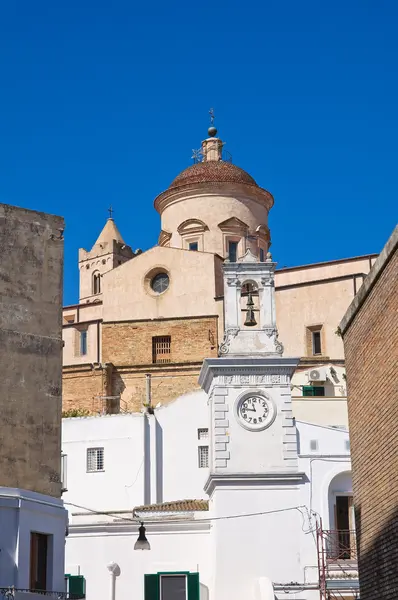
256, 224, 271, 240
218, 217, 249, 232
158, 230, 172, 246
177, 219, 209, 235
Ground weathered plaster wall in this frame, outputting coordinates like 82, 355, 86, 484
0, 203, 64, 496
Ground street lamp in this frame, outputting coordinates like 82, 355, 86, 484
134, 522, 151, 550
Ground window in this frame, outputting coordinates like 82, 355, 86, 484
30, 533, 49, 591
198, 446, 209, 468
61, 453, 67, 492
80, 330, 88, 356
161, 575, 186, 600
197, 428, 208, 440
145, 573, 199, 600
189, 242, 198, 251
345, 439, 351, 452
302, 386, 325, 397
93, 272, 101, 295
151, 272, 170, 294
310, 439, 318, 451
312, 330, 322, 355
259, 247, 265, 262
87, 447, 104, 472
228, 240, 238, 262
152, 336, 171, 364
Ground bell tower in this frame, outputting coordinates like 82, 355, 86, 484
199, 250, 304, 600
78, 210, 135, 303
220, 248, 284, 357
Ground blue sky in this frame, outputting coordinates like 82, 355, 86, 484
0, 1, 397, 305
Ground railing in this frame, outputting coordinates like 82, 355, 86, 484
317, 523, 359, 600
324, 529, 357, 563
0, 589, 84, 600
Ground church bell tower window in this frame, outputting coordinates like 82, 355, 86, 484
93, 272, 101, 295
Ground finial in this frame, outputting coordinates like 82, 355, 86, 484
108, 205, 114, 220
208, 108, 217, 137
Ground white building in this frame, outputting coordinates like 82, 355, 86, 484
62, 250, 358, 600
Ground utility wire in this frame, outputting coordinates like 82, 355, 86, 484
64, 501, 308, 526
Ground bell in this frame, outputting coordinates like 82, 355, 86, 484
244, 292, 257, 327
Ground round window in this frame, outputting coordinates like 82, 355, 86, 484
151, 272, 169, 294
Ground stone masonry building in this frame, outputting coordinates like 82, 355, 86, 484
0, 202, 68, 595
340, 225, 398, 600
0, 203, 64, 496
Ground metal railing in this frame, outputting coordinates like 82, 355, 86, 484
317, 521, 359, 600
0, 589, 84, 600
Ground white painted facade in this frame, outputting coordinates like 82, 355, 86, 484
0, 488, 67, 592
63, 249, 356, 600
62, 410, 352, 600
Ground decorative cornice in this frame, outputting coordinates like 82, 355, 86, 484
154, 182, 274, 215
177, 219, 209, 235
199, 357, 300, 392
158, 229, 172, 246
204, 471, 306, 495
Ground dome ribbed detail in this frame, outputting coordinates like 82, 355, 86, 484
169, 161, 258, 189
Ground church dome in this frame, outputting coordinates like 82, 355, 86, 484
169, 161, 259, 190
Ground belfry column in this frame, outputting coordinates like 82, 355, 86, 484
199, 250, 304, 600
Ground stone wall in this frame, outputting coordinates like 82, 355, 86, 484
0, 203, 64, 496
340, 226, 398, 600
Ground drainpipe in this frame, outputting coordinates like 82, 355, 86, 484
107, 562, 120, 600
146, 374, 152, 410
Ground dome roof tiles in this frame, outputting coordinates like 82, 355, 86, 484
169, 161, 258, 189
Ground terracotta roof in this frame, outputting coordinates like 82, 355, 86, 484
134, 499, 209, 513
169, 161, 258, 189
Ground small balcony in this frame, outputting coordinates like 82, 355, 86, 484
317, 527, 359, 599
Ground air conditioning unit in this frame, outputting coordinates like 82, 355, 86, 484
308, 367, 328, 382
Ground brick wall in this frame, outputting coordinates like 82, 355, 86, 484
62, 316, 218, 413
341, 237, 398, 600
62, 368, 105, 413
102, 316, 218, 365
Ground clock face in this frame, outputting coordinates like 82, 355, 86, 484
236, 394, 276, 431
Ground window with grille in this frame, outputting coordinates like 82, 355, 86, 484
198, 446, 209, 468
152, 336, 171, 364
198, 428, 209, 440
87, 447, 104, 472
310, 439, 319, 451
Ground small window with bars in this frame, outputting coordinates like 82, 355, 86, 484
152, 336, 171, 364
87, 447, 104, 472
198, 428, 209, 440
198, 446, 209, 468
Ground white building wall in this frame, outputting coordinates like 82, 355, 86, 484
0, 488, 67, 592
66, 524, 212, 600
62, 396, 353, 600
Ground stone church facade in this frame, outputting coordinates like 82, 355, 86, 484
62, 126, 377, 422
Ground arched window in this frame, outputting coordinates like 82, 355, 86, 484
93, 272, 101, 295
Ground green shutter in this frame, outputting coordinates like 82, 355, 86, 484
187, 573, 199, 600
145, 574, 160, 600
68, 575, 86, 599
